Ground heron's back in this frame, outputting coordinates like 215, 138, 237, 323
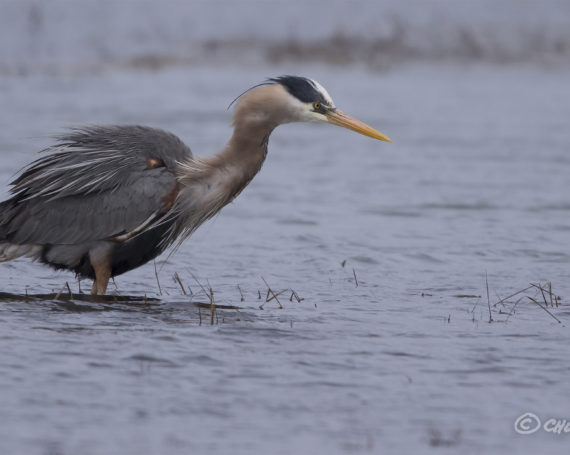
0, 125, 193, 278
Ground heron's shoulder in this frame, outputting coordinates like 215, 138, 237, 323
7, 125, 192, 201
57, 125, 193, 161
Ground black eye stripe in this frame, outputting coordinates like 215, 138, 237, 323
270, 75, 328, 104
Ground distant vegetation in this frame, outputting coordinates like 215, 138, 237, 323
2, 4, 570, 76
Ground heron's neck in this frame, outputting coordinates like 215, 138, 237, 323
177, 117, 275, 224
170, 84, 294, 242
221, 117, 275, 188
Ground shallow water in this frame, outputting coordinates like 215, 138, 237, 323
1, 42, 570, 455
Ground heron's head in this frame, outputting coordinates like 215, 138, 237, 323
231, 75, 391, 143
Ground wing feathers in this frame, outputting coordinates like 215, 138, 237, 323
2, 126, 191, 245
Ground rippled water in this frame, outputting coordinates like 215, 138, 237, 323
1, 54, 570, 455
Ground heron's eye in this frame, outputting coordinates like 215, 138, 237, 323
313, 102, 321, 110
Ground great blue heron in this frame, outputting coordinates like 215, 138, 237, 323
0, 76, 391, 295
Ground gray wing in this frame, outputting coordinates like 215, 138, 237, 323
1, 125, 191, 245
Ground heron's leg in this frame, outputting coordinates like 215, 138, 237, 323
89, 244, 113, 295
93, 268, 111, 295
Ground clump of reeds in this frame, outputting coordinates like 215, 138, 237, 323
470, 277, 563, 324
257, 277, 304, 310
172, 270, 304, 325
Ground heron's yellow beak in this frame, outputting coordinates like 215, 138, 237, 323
325, 109, 391, 143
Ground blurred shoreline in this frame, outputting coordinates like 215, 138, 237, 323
1, 1, 570, 76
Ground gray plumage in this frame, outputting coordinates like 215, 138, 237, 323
0, 76, 390, 295
3, 126, 189, 244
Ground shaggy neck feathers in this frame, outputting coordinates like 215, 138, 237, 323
172, 85, 291, 246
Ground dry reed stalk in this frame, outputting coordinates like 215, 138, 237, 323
486, 272, 493, 323
65, 282, 73, 299
209, 287, 215, 325
548, 282, 553, 307
266, 289, 287, 303
505, 296, 523, 322
492, 285, 534, 307
527, 296, 561, 323
261, 277, 283, 309
154, 260, 162, 295
189, 271, 209, 297
289, 290, 303, 303
54, 283, 66, 300
173, 272, 187, 295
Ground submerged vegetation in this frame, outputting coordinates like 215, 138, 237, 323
0, 262, 565, 327
461, 278, 563, 324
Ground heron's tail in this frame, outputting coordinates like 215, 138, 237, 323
0, 242, 41, 262
0, 199, 40, 262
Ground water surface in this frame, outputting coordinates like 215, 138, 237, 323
1, 9, 570, 454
